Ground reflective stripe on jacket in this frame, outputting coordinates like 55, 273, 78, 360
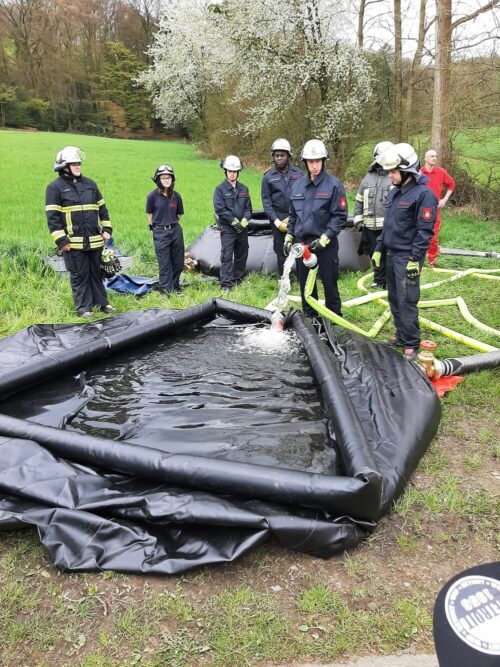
353, 168, 392, 231
45, 174, 111, 250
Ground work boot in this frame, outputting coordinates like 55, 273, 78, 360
101, 305, 117, 313
79, 311, 93, 318
387, 336, 403, 348
403, 347, 418, 361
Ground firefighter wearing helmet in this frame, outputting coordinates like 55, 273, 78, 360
213, 155, 252, 291
45, 146, 116, 317
261, 139, 303, 276
285, 139, 348, 318
146, 164, 185, 294
353, 141, 394, 289
372, 142, 438, 360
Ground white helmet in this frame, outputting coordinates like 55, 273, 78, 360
381, 142, 420, 176
54, 146, 86, 172
271, 138, 292, 155
372, 141, 394, 166
300, 139, 329, 161
221, 155, 243, 171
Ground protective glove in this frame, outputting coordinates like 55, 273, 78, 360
283, 233, 293, 256
100, 248, 122, 278
371, 251, 382, 268
148, 223, 153, 231
274, 218, 288, 233
309, 234, 330, 252
406, 260, 420, 279
240, 218, 249, 229
231, 218, 243, 233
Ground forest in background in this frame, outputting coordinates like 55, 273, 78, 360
0, 0, 498, 213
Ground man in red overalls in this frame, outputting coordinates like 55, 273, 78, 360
420, 149, 455, 266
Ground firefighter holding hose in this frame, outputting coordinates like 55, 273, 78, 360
285, 139, 348, 318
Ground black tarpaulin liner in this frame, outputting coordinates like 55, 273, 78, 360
188, 212, 370, 276
0, 302, 440, 574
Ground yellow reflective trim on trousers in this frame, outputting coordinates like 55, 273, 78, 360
46, 204, 63, 212
51, 230, 66, 241
69, 242, 84, 249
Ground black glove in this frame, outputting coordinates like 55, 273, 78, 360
148, 223, 154, 231
309, 234, 330, 252
100, 249, 122, 278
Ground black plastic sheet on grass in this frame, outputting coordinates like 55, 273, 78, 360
0, 301, 440, 574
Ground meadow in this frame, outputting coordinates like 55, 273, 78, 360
0, 129, 499, 666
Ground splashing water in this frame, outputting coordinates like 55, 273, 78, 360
236, 325, 296, 354
270, 252, 297, 331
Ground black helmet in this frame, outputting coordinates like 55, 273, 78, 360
152, 164, 175, 186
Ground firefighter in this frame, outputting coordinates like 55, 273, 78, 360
261, 138, 303, 276
285, 139, 348, 318
353, 141, 393, 288
45, 146, 115, 317
146, 164, 185, 294
372, 143, 437, 360
213, 155, 252, 291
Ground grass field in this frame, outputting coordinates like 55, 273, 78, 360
0, 129, 499, 667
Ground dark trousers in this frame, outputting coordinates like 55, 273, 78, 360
296, 236, 342, 318
63, 248, 108, 315
272, 225, 286, 276
386, 250, 423, 349
219, 227, 249, 288
152, 224, 185, 293
358, 227, 386, 285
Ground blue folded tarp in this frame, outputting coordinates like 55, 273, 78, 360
104, 274, 159, 296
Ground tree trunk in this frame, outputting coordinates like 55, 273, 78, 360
406, 0, 428, 125
393, 0, 403, 141
357, 0, 366, 49
432, 0, 452, 167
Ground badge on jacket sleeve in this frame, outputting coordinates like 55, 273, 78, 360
339, 196, 347, 209
423, 207, 433, 220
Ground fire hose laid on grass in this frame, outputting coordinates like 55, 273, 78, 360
289, 243, 500, 380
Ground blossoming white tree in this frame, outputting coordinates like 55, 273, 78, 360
140, 0, 373, 162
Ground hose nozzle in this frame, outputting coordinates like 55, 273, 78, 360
291, 243, 317, 268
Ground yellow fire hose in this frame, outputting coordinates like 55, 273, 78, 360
303, 265, 499, 352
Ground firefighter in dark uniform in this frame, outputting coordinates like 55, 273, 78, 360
285, 139, 348, 318
261, 138, 303, 276
372, 142, 437, 360
45, 146, 115, 317
146, 164, 185, 294
213, 155, 252, 291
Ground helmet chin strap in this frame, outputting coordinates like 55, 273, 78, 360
399, 171, 413, 187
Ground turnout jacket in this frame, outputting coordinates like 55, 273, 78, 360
261, 165, 303, 221
45, 173, 112, 250
353, 167, 392, 231
213, 180, 252, 227
288, 170, 348, 241
375, 174, 437, 261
